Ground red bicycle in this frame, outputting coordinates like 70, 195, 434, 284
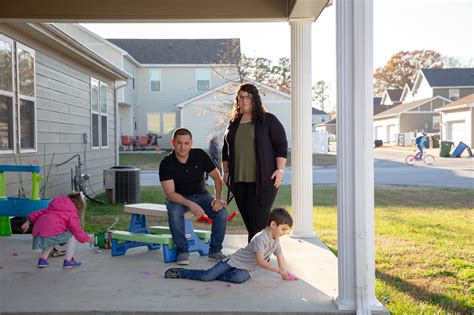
405, 149, 434, 166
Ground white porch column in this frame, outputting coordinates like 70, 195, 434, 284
334, 0, 385, 312
289, 19, 315, 238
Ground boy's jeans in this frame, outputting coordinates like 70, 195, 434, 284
166, 193, 227, 255
180, 260, 250, 284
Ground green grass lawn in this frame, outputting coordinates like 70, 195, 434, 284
85, 185, 473, 314
119, 151, 336, 170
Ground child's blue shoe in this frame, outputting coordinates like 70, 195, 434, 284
63, 258, 81, 269
37, 258, 49, 268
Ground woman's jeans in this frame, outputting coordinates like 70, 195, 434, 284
180, 260, 250, 284
166, 193, 227, 255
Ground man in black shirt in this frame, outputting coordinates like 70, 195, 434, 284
159, 128, 227, 265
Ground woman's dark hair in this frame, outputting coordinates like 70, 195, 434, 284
230, 83, 266, 123
267, 208, 293, 227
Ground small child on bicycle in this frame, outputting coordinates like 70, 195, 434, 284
415, 132, 428, 159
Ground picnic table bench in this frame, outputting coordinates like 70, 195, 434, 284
110, 203, 211, 263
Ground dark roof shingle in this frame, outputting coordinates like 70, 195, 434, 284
312, 107, 327, 115
386, 89, 403, 102
107, 38, 241, 64
421, 68, 474, 87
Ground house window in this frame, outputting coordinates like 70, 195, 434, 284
17, 44, 36, 151
196, 69, 210, 91
90, 78, 108, 149
150, 69, 161, 92
449, 89, 459, 101
146, 112, 175, 135
147, 113, 161, 134
163, 112, 176, 135
100, 82, 108, 148
0, 37, 37, 154
433, 116, 440, 130
0, 36, 14, 152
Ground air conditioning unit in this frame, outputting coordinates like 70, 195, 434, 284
104, 166, 141, 204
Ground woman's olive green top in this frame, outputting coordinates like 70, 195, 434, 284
233, 122, 256, 182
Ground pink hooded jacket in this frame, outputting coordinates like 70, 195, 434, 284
27, 195, 90, 243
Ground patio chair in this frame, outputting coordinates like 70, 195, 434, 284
139, 136, 148, 150
121, 135, 131, 151
129, 136, 138, 150
148, 135, 157, 149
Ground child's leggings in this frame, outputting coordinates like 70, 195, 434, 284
41, 237, 75, 260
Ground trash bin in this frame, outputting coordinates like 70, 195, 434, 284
432, 135, 440, 148
440, 141, 454, 157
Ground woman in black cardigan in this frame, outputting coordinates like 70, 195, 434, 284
222, 83, 288, 242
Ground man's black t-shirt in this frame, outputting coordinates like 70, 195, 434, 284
159, 148, 216, 195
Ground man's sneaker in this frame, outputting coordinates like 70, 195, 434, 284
63, 258, 82, 269
208, 251, 227, 261
176, 252, 190, 265
164, 267, 183, 279
37, 258, 49, 268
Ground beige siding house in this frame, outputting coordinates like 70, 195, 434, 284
176, 81, 292, 149
0, 23, 129, 198
54, 24, 139, 137
373, 96, 450, 144
435, 93, 474, 147
107, 38, 241, 149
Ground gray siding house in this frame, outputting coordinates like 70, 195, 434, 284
411, 68, 474, 101
0, 23, 129, 198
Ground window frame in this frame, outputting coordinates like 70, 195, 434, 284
196, 68, 211, 91
90, 77, 100, 149
146, 112, 161, 135
432, 115, 441, 130
449, 89, 460, 101
90, 78, 109, 150
149, 69, 161, 92
16, 42, 37, 154
0, 34, 15, 154
99, 81, 108, 149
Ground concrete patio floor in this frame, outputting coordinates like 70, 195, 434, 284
0, 233, 358, 314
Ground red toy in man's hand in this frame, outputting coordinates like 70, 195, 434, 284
197, 211, 238, 224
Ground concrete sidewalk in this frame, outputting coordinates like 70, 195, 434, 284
0, 234, 358, 314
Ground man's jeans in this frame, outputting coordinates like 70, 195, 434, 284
166, 193, 227, 255
180, 260, 250, 284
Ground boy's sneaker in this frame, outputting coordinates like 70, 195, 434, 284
37, 258, 49, 268
164, 267, 183, 279
208, 251, 227, 261
176, 252, 190, 265
63, 258, 82, 269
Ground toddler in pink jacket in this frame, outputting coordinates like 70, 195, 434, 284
21, 192, 94, 268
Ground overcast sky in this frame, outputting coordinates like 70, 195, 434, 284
82, 0, 473, 108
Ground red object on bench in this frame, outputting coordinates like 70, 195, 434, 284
196, 211, 238, 224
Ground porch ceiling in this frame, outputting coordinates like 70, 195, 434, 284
0, 0, 330, 22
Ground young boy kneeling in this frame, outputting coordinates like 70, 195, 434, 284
164, 208, 295, 283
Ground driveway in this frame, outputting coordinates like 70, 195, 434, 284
141, 149, 473, 189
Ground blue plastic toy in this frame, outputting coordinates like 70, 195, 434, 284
0, 165, 51, 235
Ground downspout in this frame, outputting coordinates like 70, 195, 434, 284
114, 80, 128, 166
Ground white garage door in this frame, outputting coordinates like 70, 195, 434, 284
375, 126, 383, 141
387, 125, 396, 144
448, 120, 466, 145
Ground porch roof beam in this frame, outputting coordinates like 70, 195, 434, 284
0, 0, 329, 22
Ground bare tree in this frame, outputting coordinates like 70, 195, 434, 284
312, 80, 330, 112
